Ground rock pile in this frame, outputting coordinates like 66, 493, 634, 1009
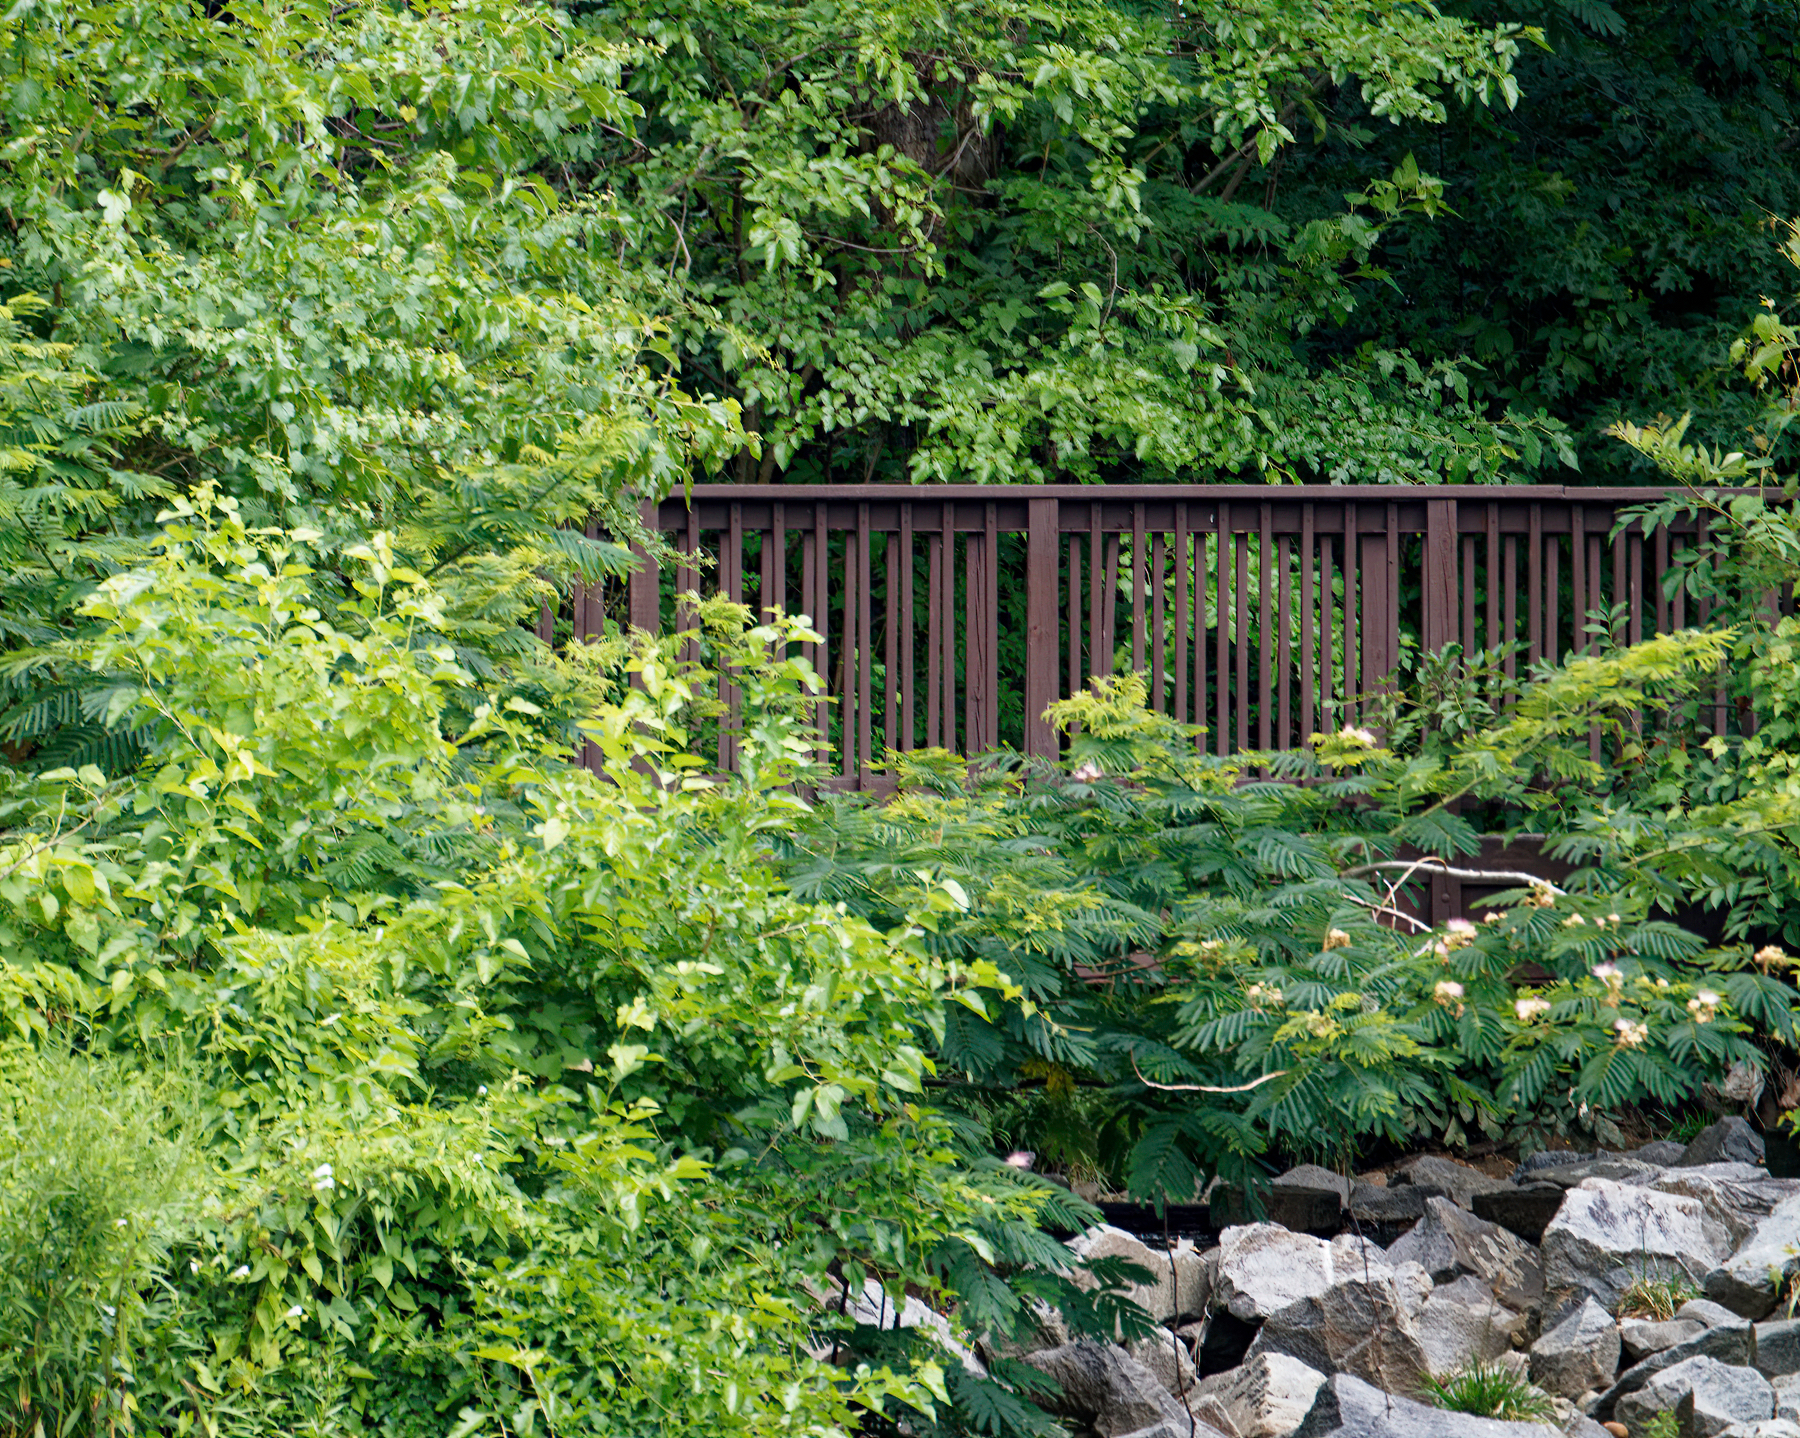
1026, 1119, 1800, 1438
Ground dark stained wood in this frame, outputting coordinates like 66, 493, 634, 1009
1150, 531, 1167, 712
603, 483, 1753, 771
883, 529, 898, 756
1258, 503, 1273, 752
1300, 505, 1316, 741
1235, 518, 1250, 752
857, 503, 873, 780
1026, 499, 1060, 756
1067, 536, 1082, 701
1173, 505, 1190, 724
1319, 532, 1335, 731
1088, 505, 1105, 684
926, 528, 942, 748
1527, 502, 1543, 666
1545, 527, 1561, 666
1216, 508, 1231, 757
1131, 502, 1147, 674
1103, 533, 1122, 678
1343, 504, 1359, 726
1277, 533, 1292, 748
899, 507, 914, 749
630, 498, 661, 633
815, 502, 830, 749
842, 517, 858, 779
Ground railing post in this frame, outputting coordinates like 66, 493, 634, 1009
1025, 499, 1060, 758
628, 496, 661, 633
1423, 499, 1458, 656
1359, 531, 1392, 701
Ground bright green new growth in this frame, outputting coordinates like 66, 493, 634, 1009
1422, 1363, 1556, 1423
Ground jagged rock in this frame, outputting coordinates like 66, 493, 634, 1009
1246, 1270, 1433, 1393
1530, 1296, 1621, 1398
1564, 1415, 1615, 1438
1194, 1352, 1327, 1438
1419, 1274, 1529, 1376
1071, 1226, 1211, 1323
1386, 1195, 1544, 1312
844, 1276, 986, 1374
1378, 1259, 1433, 1319
1023, 1340, 1197, 1437
1475, 1184, 1568, 1244
1635, 1140, 1695, 1167
1613, 1355, 1773, 1437
1292, 1373, 1564, 1436
1681, 1119, 1767, 1170
1119, 1418, 1237, 1438
1514, 1151, 1596, 1185
1706, 1195, 1800, 1319
1393, 1155, 1515, 1210
1209, 1225, 1375, 1323
1684, 1300, 1755, 1329
1776, 1372, 1800, 1421
1752, 1321, 1800, 1379
1621, 1317, 1705, 1361
1276, 1165, 1351, 1206
1537, 1159, 1661, 1189
1715, 1421, 1800, 1438
1129, 1332, 1198, 1399
1542, 1179, 1732, 1310
1650, 1166, 1800, 1248
1591, 1324, 1756, 1420
1348, 1180, 1428, 1242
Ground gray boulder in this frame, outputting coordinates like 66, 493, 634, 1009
1349, 1181, 1428, 1237
1394, 1155, 1515, 1210
1651, 1166, 1800, 1248
1128, 1332, 1197, 1399
1474, 1184, 1568, 1245
1753, 1320, 1800, 1379
1023, 1340, 1196, 1437
1685, 1300, 1757, 1329
1194, 1352, 1327, 1438
1542, 1179, 1732, 1309
1636, 1140, 1696, 1167
1592, 1323, 1756, 1420
1613, 1356, 1773, 1437
1681, 1119, 1767, 1170
1419, 1275, 1529, 1377
1621, 1318, 1706, 1361
1071, 1226, 1211, 1323
1246, 1271, 1432, 1393
1513, 1151, 1596, 1185
1531, 1296, 1621, 1398
1715, 1423, 1800, 1438
1292, 1373, 1562, 1437
1387, 1196, 1544, 1312
1706, 1195, 1800, 1319
1778, 1370, 1800, 1421
1276, 1165, 1352, 1206
1209, 1225, 1363, 1323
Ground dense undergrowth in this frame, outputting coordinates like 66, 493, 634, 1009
6, 0, 1800, 1434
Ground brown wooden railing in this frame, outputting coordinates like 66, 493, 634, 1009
576, 485, 1724, 785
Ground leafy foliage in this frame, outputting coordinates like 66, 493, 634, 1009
784, 650, 1797, 1193
1422, 1362, 1556, 1422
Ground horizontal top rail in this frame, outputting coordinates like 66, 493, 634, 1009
677, 484, 1702, 501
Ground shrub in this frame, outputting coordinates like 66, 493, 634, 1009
1422, 1363, 1556, 1422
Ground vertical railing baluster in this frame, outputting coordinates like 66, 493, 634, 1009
1173, 503, 1190, 726
1300, 504, 1315, 745
1025, 498, 1060, 758
899, 507, 914, 750
1150, 531, 1167, 711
